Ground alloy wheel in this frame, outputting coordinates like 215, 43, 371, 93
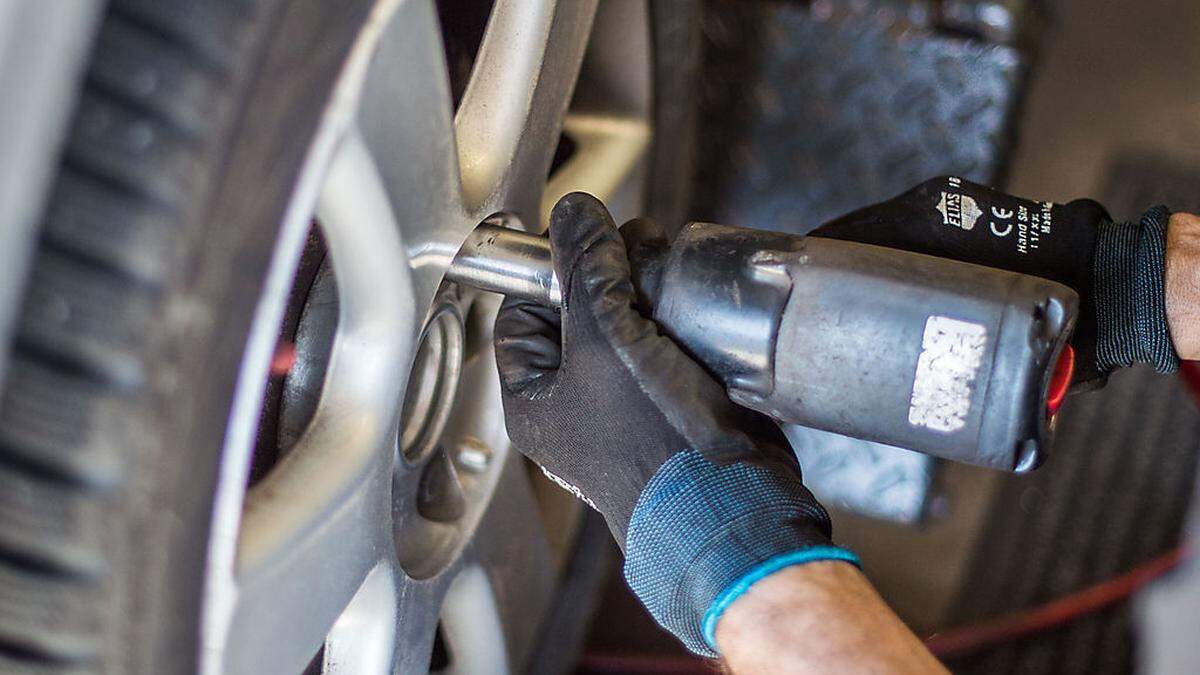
199, 1, 652, 672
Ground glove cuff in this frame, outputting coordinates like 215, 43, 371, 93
622, 450, 857, 656
1095, 206, 1180, 375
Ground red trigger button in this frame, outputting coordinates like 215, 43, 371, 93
1046, 343, 1074, 416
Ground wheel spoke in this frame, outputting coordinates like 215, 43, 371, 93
465, 452, 559, 667
541, 113, 650, 225
323, 562, 403, 675
391, 576, 445, 673
357, 0, 471, 311
212, 128, 416, 674
223, 463, 392, 674
456, 0, 599, 220
541, 0, 652, 225
440, 565, 511, 675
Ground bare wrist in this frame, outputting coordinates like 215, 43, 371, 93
715, 562, 946, 674
1165, 212, 1200, 360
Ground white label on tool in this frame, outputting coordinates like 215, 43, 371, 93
908, 316, 987, 433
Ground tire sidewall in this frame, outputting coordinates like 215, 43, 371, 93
126, 2, 374, 671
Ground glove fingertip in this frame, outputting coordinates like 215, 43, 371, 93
546, 193, 641, 317
548, 192, 618, 278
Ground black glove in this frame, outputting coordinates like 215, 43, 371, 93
811, 176, 1178, 384
494, 193, 854, 656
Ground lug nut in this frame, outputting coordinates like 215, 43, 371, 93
455, 437, 491, 473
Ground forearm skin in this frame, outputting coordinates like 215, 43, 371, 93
714, 562, 948, 675
1166, 212, 1200, 359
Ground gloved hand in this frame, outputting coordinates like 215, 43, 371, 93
494, 193, 856, 656
811, 176, 1178, 384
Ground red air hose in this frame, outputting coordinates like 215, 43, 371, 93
925, 545, 1191, 658
925, 360, 1200, 658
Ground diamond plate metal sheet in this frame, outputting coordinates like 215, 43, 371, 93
694, 0, 1027, 230
693, 0, 1034, 523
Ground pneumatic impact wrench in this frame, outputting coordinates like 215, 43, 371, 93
446, 182, 1081, 473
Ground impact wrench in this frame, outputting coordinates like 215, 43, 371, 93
445, 187, 1080, 473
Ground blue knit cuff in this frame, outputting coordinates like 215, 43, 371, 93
623, 450, 856, 656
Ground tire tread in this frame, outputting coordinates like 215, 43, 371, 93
0, 0, 260, 670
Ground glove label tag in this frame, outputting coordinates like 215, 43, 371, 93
908, 316, 987, 433
936, 177, 983, 231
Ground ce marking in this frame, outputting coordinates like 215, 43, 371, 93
990, 206, 1014, 237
